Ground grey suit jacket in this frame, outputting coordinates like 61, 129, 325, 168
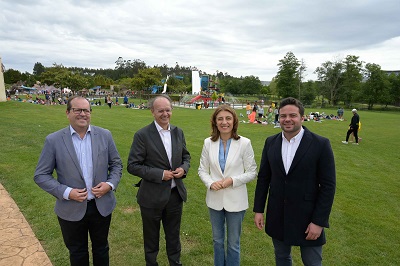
34, 125, 123, 221
127, 122, 191, 209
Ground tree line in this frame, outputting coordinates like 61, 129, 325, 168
3, 54, 400, 109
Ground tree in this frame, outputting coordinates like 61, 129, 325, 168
241, 76, 262, 94
3, 69, 22, 84
301, 80, 317, 105
275, 51, 300, 98
39, 65, 89, 91
131, 67, 162, 91
219, 77, 242, 94
341, 55, 363, 104
314, 58, 343, 105
361, 63, 388, 109
297, 59, 307, 101
166, 76, 187, 93
118, 77, 135, 91
33, 62, 45, 76
387, 73, 400, 106
40, 65, 69, 87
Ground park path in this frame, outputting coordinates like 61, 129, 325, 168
0, 183, 52, 266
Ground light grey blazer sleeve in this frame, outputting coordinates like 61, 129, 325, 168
34, 126, 122, 221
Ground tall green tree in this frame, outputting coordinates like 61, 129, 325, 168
33, 62, 45, 76
361, 63, 388, 109
275, 51, 300, 98
301, 80, 317, 105
314, 59, 343, 105
387, 73, 400, 106
341, 55, 363, 104
297, 59, 307, 101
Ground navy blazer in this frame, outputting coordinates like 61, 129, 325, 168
127, 122, 191, 209
34, 125, 123, 221
253, 126, 336, 246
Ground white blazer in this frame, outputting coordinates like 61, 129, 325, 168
198, 136, 257, 212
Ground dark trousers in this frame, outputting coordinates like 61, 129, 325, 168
58, 200, 112, 266
140, 187, 183, 266
346, 127, 359, 143
272, 238, 322, 266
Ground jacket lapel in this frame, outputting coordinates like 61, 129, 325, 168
62, 127, 84, 177
152, 122, 171, 168
225, 138, 239, 172
288, 127, 311, 174
211, 139, 223, 176
273, 133, 286, 176
90, 126, 98, 180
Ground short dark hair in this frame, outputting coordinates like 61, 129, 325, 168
66, 96, 91, 111
279, 97, 304, 116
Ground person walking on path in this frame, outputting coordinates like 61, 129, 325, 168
342, 108, 360, 145
127, 95, 191, 266
34, 95, 123, 266
253, 97, 336, 266
198, 105, 257, 266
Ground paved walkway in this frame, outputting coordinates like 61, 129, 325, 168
0, 183, 52, 266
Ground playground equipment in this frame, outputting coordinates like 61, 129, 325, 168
151, 75, 184, 94
187, 71, 222, 106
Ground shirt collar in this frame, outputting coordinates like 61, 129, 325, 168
282, 126, 304, 142
154, 121, 170, 132
70, 125, 91, 136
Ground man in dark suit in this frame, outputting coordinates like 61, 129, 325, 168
253, 97, 336, 266
34, 96, 123, 266
127, 95, 191, 266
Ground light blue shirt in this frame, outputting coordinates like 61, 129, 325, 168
63, 125, 94, 200
219, 138, 232, 174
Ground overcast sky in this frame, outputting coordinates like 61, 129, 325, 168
1, 0, 399, 81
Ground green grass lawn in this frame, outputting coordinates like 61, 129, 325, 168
0, 100, 399, 265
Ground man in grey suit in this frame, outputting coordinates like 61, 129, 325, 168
34, 96, 122, 266
127, 95, 190, 266
253, 97, 336, 266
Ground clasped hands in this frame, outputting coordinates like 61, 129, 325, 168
69, 182, 112, 202
210, 177, 233, 191
163, 167, 185, 181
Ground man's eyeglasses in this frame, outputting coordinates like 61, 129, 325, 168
71, 108, 92, 115
156, 108, 172, 114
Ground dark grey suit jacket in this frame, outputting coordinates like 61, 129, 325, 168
34, 125, 123, 221
253, 126, 336, 246
127, 122, 191, 209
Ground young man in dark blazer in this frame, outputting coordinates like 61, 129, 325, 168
127, 95, 191, 266
34, 96, 123, 265
253, 97, 336, 266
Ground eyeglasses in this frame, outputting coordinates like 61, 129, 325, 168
156, 108, 172, 114
71, 108, 92, 115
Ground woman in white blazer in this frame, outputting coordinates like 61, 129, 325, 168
198, 105, 257, 266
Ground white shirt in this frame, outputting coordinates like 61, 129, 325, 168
154, 121, 176, 188
281, 127, 304, 174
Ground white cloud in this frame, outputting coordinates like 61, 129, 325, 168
1, 0, 399, 81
